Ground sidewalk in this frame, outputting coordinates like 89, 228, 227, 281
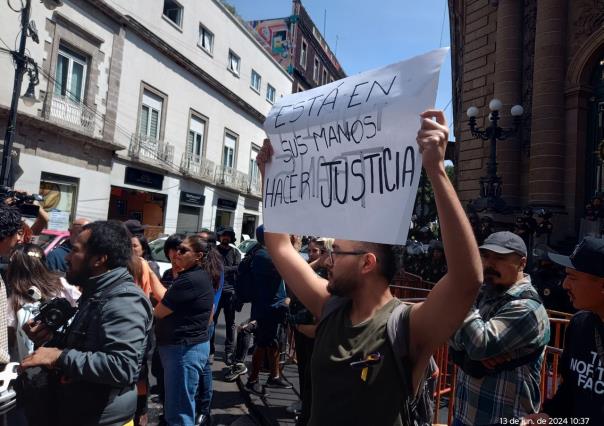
147, 357, 258, 426
236, 361, 301, 426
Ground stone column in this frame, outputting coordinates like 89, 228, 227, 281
528, 0, 567, 207
494, 0, 524, 208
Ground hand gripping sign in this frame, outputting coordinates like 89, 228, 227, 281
262, 48, 448, 244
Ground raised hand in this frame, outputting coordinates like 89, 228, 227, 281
256, 138, 274, 179
416, 109, 449, 176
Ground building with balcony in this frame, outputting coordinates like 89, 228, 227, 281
248, 0, 346, 92
0, 0, 292, 239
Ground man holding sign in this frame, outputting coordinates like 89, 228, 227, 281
256, 108, 483, 424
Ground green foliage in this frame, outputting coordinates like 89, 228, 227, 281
413, 165, 455, 226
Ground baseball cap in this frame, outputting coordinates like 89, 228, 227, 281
123, 219, 147, 235
548, 237, 604, 278
479, 231, 528, 257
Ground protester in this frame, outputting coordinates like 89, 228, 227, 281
16, 221, 32, 244
254, 110, 483, 424
244, 225, 291, 396
223, 319, 257, 382
46, 217, 90, 273
287, 237, 325, 424
132, 233, 161, 278
152, 232, 184, 423
449, 231, 550, 425
523, 237, 604, 424
211, 226, 241, 364
6, 243, 80, 361
149, 235, 215, 425
21, 220, 153, 425
0, 205, 25, 365
196, 231, 224, 426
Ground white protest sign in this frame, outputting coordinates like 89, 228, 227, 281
263, 48, 448, 244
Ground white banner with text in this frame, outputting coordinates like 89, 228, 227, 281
263, 48, 448, 244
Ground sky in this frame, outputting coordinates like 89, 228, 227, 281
227, 0, 453, 125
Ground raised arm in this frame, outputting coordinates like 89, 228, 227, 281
257, 140, 331, 319
409, 110, 483, 363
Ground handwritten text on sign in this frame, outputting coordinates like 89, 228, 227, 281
263, 49, 448, 244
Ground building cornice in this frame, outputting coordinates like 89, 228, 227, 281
84, 0, 282, 125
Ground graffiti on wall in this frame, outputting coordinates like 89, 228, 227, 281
250, 19, 291, 68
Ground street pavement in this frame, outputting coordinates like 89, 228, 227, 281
147, 303, 301, 426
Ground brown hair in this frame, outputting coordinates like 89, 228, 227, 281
185, 235, 223, 290
7, 244, 63, 314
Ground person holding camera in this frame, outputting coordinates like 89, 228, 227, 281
0, 205, 23, 365
6, 243, 80, 361
20, 221, 153, 426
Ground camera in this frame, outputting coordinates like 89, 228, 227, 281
0, 186, 43, 218
33, 298, 76, 331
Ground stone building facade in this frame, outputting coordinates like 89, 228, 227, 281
449, 0, 604, 240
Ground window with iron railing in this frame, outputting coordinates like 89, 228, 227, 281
54, 45, 87, 103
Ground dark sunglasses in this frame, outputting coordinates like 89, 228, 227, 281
176, 246, 192, 255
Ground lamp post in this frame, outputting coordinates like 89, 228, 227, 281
1, 0, 61, 188
466, 98, 524, 213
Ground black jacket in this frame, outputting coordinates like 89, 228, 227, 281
217, 245, 241, 292
54, 267, 153, 425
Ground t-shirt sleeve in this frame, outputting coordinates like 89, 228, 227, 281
162, 277, 196, 311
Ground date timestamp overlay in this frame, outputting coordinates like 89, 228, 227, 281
498, 418, 591, 425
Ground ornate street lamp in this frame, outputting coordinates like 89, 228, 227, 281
466, 99, 523, 213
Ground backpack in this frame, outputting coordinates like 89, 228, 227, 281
235, 242, 262, 304
449, 289, 545, 378
320, 298, 437, 426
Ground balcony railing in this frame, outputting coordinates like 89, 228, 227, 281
215, 164, 250, 193
129, 134, 174, 166
180, 153, 217, 184
247, 173, 262, 197
179, 152, 263, 197
46, 94, 104, 138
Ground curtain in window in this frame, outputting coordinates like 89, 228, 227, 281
70, 61, 84, 102
139, 106, 150, 137
54, 55, 69, 96
149, 109, 159, 140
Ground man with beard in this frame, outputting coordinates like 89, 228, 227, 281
211, 226, 241, 364
449, 231, 550, 425
46, 217, 90, 274
523, 237, 604, 424
255, 110, 484, 425
21, 221, 153, 426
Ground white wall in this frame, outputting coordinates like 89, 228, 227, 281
114, 28, 276, 176
16, 153, 112, 222
104, 0, 292, 115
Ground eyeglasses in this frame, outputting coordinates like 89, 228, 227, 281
321, 248, 368, 264
176, 246, 191, 255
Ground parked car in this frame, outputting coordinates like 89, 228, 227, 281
32, 230, 70, 255
238, 239, 258, 255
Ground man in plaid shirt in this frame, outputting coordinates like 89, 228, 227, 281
450, 231, 550, 425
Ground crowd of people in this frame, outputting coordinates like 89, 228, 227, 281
0, 110, 600, 425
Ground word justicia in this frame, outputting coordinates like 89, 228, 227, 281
264, 146, 416, 209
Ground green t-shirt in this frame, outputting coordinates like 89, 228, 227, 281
309, 297, 407, 426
